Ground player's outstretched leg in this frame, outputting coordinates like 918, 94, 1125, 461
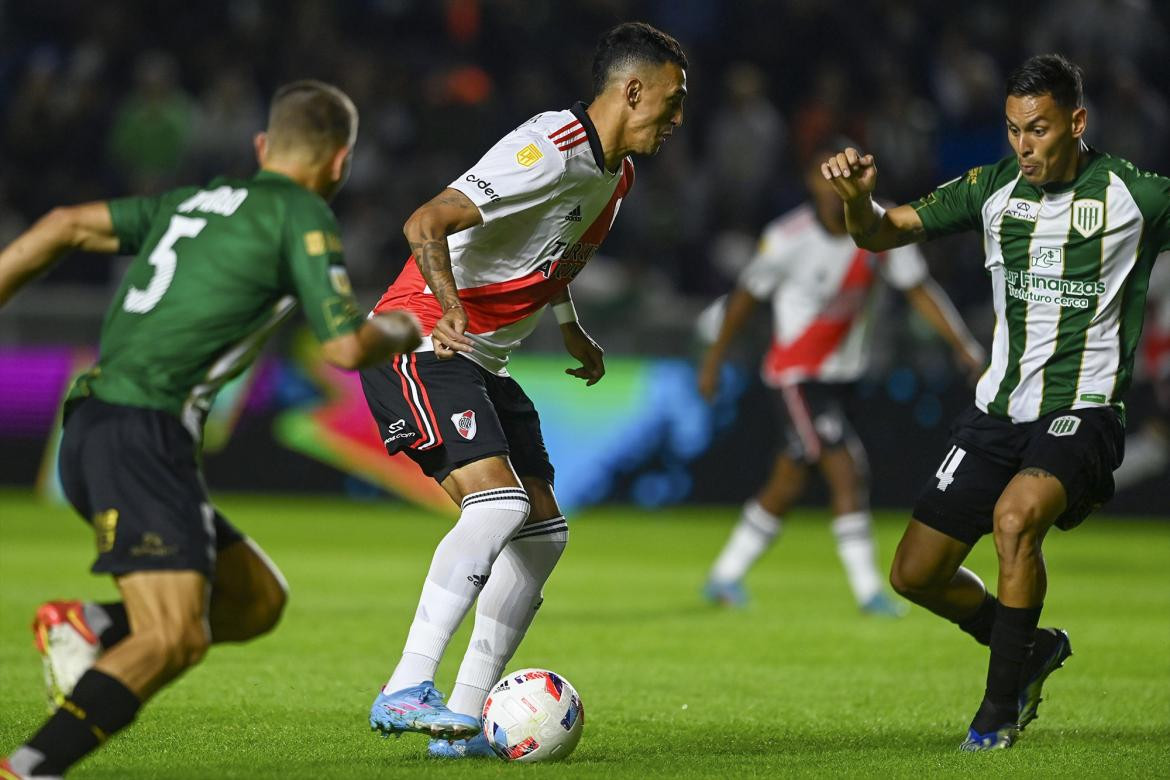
29, 536, 286, 713
704, 455, 804, 606
428, 478, 569, 757
5, 571, 209, 777
962, 470, 1063, 752
817, 444, 906, 617
371, 458, 530, 740
831, 512, 905, 617
704, 500, 781, 606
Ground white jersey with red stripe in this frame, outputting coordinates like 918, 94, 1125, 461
739, 203, 929, 386
373, 102, 634, 375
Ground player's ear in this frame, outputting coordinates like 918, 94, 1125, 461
625, 77, 642, 108
254, 132, 268, 165
330, 145, 352, 183
1070, 106, 1087, 140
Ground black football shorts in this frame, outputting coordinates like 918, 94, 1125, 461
58, 397, 245, 578
913, 404, 1124, 545
360, 352, 554, 485
769, 381, 860, 463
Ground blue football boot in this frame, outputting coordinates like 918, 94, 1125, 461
959, 723, 1019, 751
369, 681, 480, 740
703, 579, 748, 607
1018, 628, 1073, 730
427, 730, 495, 758
860, 591, 908, 618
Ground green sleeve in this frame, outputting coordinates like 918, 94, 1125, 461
1132, 171, 1170, 253
910, 166, 990, 239
281, 195, 364, 342
107, 195, 165, 255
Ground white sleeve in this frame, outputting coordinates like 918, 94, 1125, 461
881, 244, 930, 290
448, 130, 565, 225
738, 227, 791, 299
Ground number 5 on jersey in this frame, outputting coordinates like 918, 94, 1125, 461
123, 215, 207, 313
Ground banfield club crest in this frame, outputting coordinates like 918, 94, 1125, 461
1072, 199, 1104, 238
451, 410, 477, 439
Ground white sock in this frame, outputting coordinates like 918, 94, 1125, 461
709, 500, 782, 584
384, 488, 530, 694
831, 511, 882, 604
447, 517, 568, 718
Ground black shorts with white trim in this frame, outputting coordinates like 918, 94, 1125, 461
769, 381, 860, 463
360, 352, 554, 485
913, 404, 1124, 545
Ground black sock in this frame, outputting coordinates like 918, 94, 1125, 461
95, 602, 131, 648
24, 669, 140, 775
972, 603, 1043, 731
955, 591, 998, 646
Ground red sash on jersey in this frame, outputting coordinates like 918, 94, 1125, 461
374, 160, 633, 336
762, 248, 878, 381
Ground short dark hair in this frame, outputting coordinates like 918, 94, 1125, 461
591, 22, 688, 97
1006, 54, 1084, 109
267, 80, 358, 160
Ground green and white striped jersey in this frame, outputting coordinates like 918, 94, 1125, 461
912, 150, 1170, 423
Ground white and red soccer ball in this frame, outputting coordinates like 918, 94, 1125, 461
482, 668, 584, 762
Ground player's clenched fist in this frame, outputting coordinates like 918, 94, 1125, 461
820, 147, 878, 202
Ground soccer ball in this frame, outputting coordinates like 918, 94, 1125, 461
481, 668, 584, 762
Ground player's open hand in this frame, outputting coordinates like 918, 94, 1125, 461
432, 305, 473, 359
821, 148, 878, 202
561, 323, 605, 386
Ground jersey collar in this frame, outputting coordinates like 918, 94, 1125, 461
254, 169, 295, 184
569, 101, 613, 175
1037, 142, 1101, 195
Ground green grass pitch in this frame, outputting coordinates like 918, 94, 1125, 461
1, 491, 1167, 778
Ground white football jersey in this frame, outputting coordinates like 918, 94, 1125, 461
374, 103, 634, 374
739, 203, 928, 385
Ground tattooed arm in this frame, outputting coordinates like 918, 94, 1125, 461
402, 188, 483, 356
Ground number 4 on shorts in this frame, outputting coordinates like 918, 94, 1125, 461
935, 445, 967, 492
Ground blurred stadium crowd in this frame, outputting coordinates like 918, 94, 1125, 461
1, 0, 1168, 351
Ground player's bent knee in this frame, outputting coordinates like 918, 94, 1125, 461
992, 502, 1043, 542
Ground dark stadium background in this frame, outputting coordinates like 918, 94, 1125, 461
1, 0, 1167, 514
